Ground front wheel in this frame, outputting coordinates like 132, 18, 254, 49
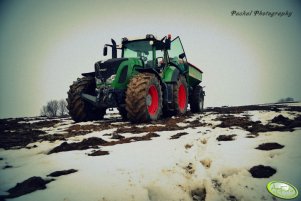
67, 77, 106, 122
125, 73, 163, 122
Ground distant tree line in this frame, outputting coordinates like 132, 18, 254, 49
40, 99, 68, 117
277, 97, 294, 103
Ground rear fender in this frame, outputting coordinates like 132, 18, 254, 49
82, 72, 95, 77
163, 66, 180, 83
135, 67, 170, 104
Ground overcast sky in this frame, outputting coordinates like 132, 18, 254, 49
0, 0, 300, 118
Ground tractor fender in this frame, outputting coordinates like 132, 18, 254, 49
135, 68, 166, 86
135, 67, 168, 100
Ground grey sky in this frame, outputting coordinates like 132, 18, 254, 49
0, 0, 300, 118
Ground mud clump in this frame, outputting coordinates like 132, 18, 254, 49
0, 129, 46, 150
185, 144, 193, 149
206, 105, 280, 114
114, 117, 187, 134
211, 179, 222, 192
114, 115, 206, 134
200, 159, 212, 169
47, 169, 78, 177
3, 165, 13, 169
103, 132, 160, 146
88, 150, 110, 156
0, 176, 54, 200
249, 165, 276, 178
217, 115, 251, 129
0, 118, 63, 149
271, 114, 301, 128
216, 134, 237, 141
271, 115, 292, 125
40, 134, 66, 142
191, 187, 206, 201
64, 124, 103, 136
170, 132, 189, 140
255, 142, 284, 151
215, 114, 298, 135
30, 120, 61, 129
227, 195, 238, 201
185, 163, 195, 174
48, 137, 107, 154
49, 133, 159, 154
111, 133, 125, 139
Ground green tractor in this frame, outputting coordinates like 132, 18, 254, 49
67, 34, 204, 122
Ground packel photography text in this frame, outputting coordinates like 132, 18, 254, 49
231, 10, 292, 17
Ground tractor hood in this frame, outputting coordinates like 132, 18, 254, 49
94, 58, 128, 82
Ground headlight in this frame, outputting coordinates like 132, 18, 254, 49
106, 74, 116, 84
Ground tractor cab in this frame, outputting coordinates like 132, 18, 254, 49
103, 34, 188, 73
121, 34, 169, 69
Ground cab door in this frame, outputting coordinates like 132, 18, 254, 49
167, 37, 188, 73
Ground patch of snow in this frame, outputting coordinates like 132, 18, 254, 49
110, 121, 128, 125
176, 122, 190, 127
136, 124, 165, 128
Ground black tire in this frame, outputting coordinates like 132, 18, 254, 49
117, 107, 128, 120
67, 77, 106, 122
125, 73, 163, 122
190, 85, 204, 113
173, 75, 188, 115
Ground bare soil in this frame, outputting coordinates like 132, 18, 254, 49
1, 104, 300, 151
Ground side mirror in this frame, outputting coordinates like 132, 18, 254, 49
179, 53, 186, 59
111, 39, 117, 58
103, 46, 107, 56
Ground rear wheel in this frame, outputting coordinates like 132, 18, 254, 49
67, 77, 106, 122
125, 73, 163, 122
173, 76, 188, 115
190, 85, 204, 113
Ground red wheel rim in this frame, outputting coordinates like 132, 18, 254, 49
178, 84, 187, 111
147, 85, 159, 115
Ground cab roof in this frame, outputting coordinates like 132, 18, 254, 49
122, 34, 169, 50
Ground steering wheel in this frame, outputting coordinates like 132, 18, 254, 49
141, 56, 147, 62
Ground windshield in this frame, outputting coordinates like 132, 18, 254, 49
123, 41, 154, 66
168, 37, 187, 63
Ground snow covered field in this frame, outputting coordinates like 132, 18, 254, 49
0, 103, 301, 201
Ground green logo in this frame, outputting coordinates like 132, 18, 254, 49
267, 181, 298, 199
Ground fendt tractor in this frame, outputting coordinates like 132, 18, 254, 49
67, 34, 205, 122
